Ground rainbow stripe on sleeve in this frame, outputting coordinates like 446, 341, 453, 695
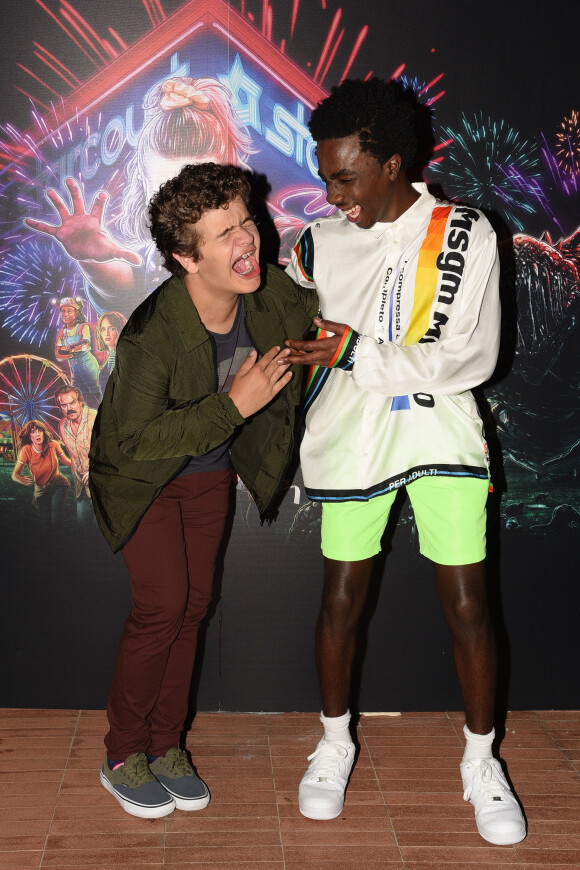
292, 227, 315, 282
405, 205, 452, 346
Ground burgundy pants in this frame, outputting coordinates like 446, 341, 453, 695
105, 468, 234, 760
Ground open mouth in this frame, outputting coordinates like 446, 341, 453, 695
232, 251, 260, 277
341, 204, 362, 222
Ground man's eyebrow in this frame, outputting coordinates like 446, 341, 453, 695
318, 168, 357, 181
216, 216, 254, 238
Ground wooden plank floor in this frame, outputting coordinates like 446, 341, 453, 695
1, 709, 579, 868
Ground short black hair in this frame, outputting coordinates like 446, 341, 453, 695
308, 78, 417, 170
148, 163, 251, 276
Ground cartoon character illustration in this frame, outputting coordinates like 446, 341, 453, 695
95, 311, 127, 393
54, 297, 102, 409
11, 419, 71, 523
26, 76, 253, 315
55, 386, 97, 525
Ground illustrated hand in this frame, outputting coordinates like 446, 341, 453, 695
284, 317, 349, 366
25, 177, 142, 266
228, 346, 293, 418
56, 340, 86, 358
81, 471, 90, 487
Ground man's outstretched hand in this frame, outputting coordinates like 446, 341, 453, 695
283, 317, 350, 366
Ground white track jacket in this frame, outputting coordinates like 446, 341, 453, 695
286, 183, 500, 502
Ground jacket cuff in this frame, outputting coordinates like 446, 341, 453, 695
222, 393, 246, 425
328, 327, 361, 371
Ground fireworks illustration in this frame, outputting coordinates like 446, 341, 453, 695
541, 130, 578, 210
4, 0, 376, 123
556, 110, 580, 178
396, 72, 450, 167
397, 72, 445, 110
0, 238, 90, 346
428, 112, 545, 232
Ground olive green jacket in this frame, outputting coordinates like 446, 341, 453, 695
89, 266, 318, 552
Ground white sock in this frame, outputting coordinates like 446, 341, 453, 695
320, 710, 352, 744
462, 723, 494, 764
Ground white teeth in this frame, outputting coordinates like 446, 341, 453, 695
233, 252, 256, 275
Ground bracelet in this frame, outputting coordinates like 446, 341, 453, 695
328, 326, 360, 370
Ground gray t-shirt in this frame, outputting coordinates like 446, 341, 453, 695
179, 298, 253, 475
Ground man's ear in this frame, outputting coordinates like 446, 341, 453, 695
172, 251, 199, 275
383, 153, 402, 181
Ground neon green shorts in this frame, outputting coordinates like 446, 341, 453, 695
320, 475, 490, 565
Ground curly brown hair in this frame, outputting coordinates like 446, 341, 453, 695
148, 163, 251, 276
18, 419, 52, 456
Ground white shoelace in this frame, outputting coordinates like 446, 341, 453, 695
463, 759, 507, 803
306, 742, 349, 783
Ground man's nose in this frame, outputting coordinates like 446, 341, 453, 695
325, 182, 342, 207
235, 225, 254, 244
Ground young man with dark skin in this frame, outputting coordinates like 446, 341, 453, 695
283, 79, 526, 845
89, 163, 317, 819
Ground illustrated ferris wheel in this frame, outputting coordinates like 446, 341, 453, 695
0, 354, 71, 444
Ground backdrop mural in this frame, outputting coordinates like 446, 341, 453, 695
1, 0, 578, 711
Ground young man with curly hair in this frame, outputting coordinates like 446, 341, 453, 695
90, 162, 317, 819
284, 79, 526, 845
